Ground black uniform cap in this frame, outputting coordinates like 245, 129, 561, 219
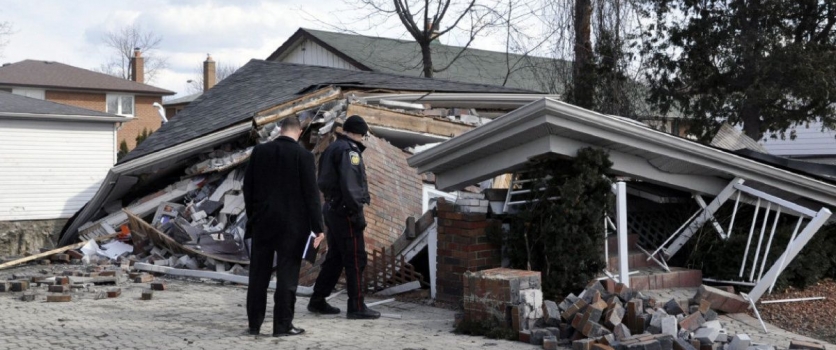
343, 115, 369, 136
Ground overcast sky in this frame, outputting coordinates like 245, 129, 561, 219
0, 0, 510, 98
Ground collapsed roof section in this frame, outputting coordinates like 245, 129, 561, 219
59, 60, 548, 246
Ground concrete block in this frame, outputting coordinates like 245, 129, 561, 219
695, 285, 748, 314
694, 327, 719, 344
703, 309, 718, 321
543, 335, 559, 350
729, 334, 751, 350
702, 320, 721, 330
559, 294, 579, 311
661, 315, 677, 337
674, 338, 697, 350
604, 304, 625, 329
544, 300, 560, 322
582, 321, 610, 338
614, 323, 631, 340
651, 309, 668, 328
530, 328, 550, 345
134, 274, 154, 283
665, 298, 686, 316
573, 339, 594, 350
19, 293, 36, 302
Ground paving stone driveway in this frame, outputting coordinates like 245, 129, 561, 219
0, 267, 530, 350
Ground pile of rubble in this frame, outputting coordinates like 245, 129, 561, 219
520, 282, 819, 350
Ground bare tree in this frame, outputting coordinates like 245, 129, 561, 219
96, 23, 168, 84
346, 0, 508, 78
0, 21, 13, 58
185, 62, 240, 94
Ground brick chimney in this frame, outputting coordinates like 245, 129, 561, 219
130, 48, 144, 83
203, 54, 216, 92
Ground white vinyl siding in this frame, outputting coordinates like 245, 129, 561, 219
0, 119, 116, 220
281, 38, 361, 71
761, 119, 836, 157
11, 88, 45, 100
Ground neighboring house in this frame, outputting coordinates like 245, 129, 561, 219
163, 55, 217, 120
0, 51, 175, 150
266, 28, 569, 93
0, 92, 130, 255
760, 119, 836, 165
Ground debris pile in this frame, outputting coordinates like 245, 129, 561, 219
517, 282, 813, 350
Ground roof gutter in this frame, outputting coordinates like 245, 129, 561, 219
409, 97, 836, 206
0, 112, 132, 122
357, 92, 560, 110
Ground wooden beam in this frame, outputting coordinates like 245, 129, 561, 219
346, 103, 472, 138
253, 86, 342, 126
0, 233, 120, 270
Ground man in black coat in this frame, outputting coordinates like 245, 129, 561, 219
243, 116, 324, 337
307, 115, 380, 320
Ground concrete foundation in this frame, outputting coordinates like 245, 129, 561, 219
0, 219, 66, 257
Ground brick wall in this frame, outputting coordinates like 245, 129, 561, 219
44, 90, 163, 150
436, 197, 502, 303
45, 90, 105, 112
119, 95, 164, 150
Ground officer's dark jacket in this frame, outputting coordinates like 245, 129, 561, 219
242, 136, 324, 258
318, 133, 370, 215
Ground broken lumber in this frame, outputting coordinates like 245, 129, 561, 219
133, 263, 313, 296
375, 280, 421, 297
254, 86, 342, 126
0, 233, 120, 271
346, 103, 473, 138
366, 298, 395, 307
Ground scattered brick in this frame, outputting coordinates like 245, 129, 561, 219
10, 280, 29, 292
592, 344, 615, 350
55, 277, 70, 285
150, 282, 166, 291
39, 259, 51, 265
19, 293, 36, 302
674, 337, 697, 350
562, 299, 589, 322
46, 294, 71, 302
99, 270, 117, 277
107, 288, 122, 298
543, 335, 559, 350
518, 330, 531, 343
572, 338, 594, 350
134, 274, 154, 283
51, 254, 71, 263
0, 281, 9, 292
694, 285, 748, 314
48, 285, 69, 293
141, 289, 153, 300
67, 250, 83, 260
679, 312, 705, 332
698, 299, 712, 315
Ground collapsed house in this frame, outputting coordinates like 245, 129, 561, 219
55, 59, 556, 286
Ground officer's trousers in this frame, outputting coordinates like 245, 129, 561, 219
312, 203, 368, 311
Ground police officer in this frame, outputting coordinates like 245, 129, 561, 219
307, 115, 380, 319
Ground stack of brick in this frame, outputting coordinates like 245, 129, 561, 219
436, 198, 501, 303
507, 282, 791, 350
461, 268, 542, 331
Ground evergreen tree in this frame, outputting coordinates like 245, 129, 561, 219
640, 0, 836, 141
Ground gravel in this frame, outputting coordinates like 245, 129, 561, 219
752, 278, 836, 344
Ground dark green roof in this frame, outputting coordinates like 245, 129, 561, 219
267, 28, 572, 94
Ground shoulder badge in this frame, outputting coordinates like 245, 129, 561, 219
349, 151, 361, 165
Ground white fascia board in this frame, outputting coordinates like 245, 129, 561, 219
0, 112, 131, 123
358, 93, 559, 110
414, 98, 836, 207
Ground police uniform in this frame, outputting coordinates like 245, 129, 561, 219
308, 116, 380, 319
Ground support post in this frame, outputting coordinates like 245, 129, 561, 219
695, 194, 727, 238
429, 218, 438, 299
616, 181, 629, 287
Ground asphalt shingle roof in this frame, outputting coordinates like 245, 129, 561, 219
119, 59, 533, 164
0, 91, 118, 117
0, 60, 174, 95
267, 28, 572, 94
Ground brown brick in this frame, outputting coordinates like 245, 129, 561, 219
51, 254, 71, 263
573, 339, 594, 350
698, 299, 712, 315
679, 311, 705, 331
49, 285, 69, 293
107, 288, 122, 298
47, 294, 71, 302
141, 289, 153, 300
134, 274, 154, 283
11, 280, 29, 292
55, 276, 70, 285
562, 299, 589, 322
67, 250, 84, 260
518, 330, 531, 343
592, 344, 615, 350
695, 285, 749, 313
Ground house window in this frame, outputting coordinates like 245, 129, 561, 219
106, 94, 134, 116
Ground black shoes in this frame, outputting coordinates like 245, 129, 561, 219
347, 304, 381, 320
307, 298, 341, 315
247, 328, 260, 335
272, 325, 305, 337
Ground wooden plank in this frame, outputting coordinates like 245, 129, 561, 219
0, 233, 119, 270
376, 280, 421, 296
133, 263, 314, 296
346, 103, 472, 138
253, 86, 342, 126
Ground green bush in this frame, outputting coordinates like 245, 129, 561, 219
499, 148, 614, 299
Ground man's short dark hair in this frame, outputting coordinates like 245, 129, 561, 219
280, 116, 302, 131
